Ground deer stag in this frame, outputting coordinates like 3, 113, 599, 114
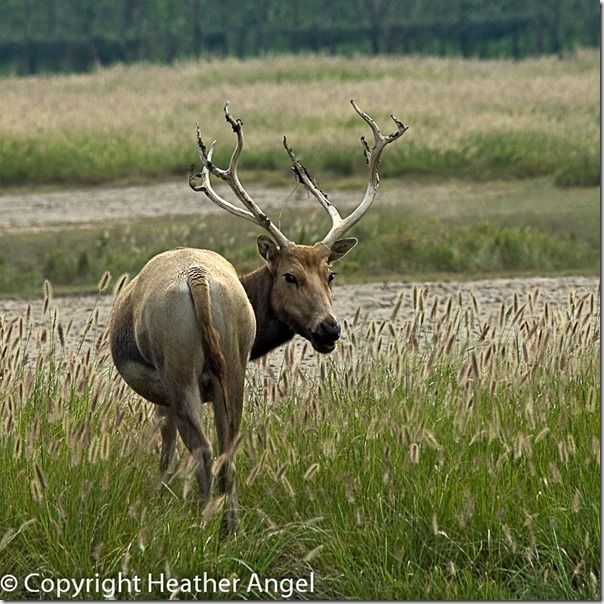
109, 100, 407, 534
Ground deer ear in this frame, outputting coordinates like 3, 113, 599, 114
257, 235, 279, 265
328, 237, 358, 262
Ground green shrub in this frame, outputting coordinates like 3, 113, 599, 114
554, 152, 600, 187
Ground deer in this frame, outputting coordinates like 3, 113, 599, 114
109, 100, 407, 534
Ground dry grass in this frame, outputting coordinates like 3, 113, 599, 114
1, 52, 597, 143
0, 51, 598, 186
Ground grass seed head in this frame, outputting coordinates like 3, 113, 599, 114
43, 279, 53, 308
410, 442, 420, 464
303, 544, 324, 563
98, 271, 112, 292
304, 462, 320, 481
30, 478, 43, 503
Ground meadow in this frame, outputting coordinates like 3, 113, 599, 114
0, 50, 600, 600
0, 276, 599, 599
0, 178, 599, 297
0, 50, 599, 188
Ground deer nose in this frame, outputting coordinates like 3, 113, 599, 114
316, 319, 341, 342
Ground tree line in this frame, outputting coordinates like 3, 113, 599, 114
0, 0, 599, 75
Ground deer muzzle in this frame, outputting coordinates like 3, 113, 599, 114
310, 318, 341, 353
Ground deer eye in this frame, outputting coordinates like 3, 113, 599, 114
328, 272, 337, 284
284, 273, 298, 285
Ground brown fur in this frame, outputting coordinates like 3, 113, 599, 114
247, 238, 351, 355
109, 248, 255, 534
186, 265, 229, 424
239, 265, 294, 359
109, 239, 354, 534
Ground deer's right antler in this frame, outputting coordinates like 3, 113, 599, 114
283, 100, 408, 249
319, 100, 408, 248
189, 102, 292, 249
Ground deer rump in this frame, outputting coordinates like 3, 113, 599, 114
110, 247, 255, 415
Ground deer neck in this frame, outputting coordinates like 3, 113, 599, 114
240, 265, 294, 360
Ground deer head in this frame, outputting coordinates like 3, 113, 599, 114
189, 101, 408, 355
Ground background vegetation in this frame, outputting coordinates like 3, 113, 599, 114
0, 0, 598, 75
0, 50, 599, 191
0, 47, 599, 297
0, 179, 599, 298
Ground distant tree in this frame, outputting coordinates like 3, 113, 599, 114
46, 0, 58, 37
360, 0, 395, 54
0, 0, 599, 75
190, 0, 202, 57
23, 0, 36, 74
120, 0, 139, 61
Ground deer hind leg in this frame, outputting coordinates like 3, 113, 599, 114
116, 358, 168, 407
156, 406, 178, 476
210, 371, 244, 536
171, 385, 214, 506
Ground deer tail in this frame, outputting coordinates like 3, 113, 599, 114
186, 266, 229, 425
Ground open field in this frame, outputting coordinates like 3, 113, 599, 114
0, 177, 599, 597
0, 51, 598, 188
0, 177, 599, 297
0, 48, 599, 600
0, 274, 599, 600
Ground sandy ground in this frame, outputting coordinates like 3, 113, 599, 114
0, 181, 599, 375
0, 182, 360, 232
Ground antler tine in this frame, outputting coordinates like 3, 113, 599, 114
190, 103, 291, 248
190, 140, 256, 222
387, 113, 408, 141
351, 99, 408, 181
360, 136, 371, 164
195, 123, 227, 181
223, 101, 244, 175
283, 136, 342, 226
350, 99, 382, 143
319, 100, 408, 248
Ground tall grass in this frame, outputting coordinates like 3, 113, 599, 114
0, 51, 598, 188
0, 278, 599, 599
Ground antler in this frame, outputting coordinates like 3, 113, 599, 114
284, 100, 408, 249
283, 136, 342, 228
189, 102, 291, 249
